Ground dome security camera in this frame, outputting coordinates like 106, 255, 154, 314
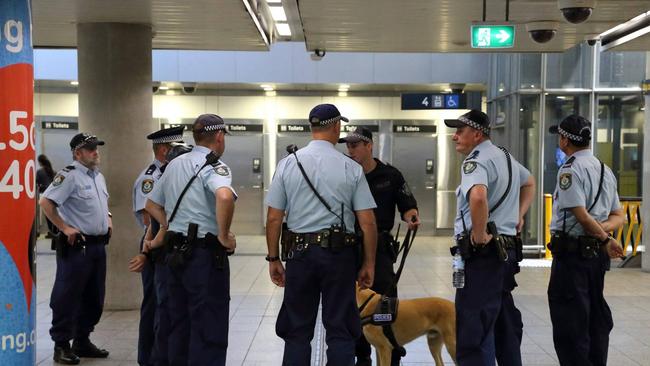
182, 83, 197, 94
526, 21, 559, 43
152, 82, 160, 93
558, 0, 596, 24
310, 49, 326, 61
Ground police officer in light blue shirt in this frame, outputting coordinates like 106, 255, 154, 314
40, 133, 112, 364
445, 110, 536, 366
129, 125, 184, 366
547, 115, 625, 366
265, 103, 378, 366
145, 114, 237, 366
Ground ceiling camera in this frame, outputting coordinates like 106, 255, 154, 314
310, 49, 326, 61
558, 0, 596, 24
526, 21, 559, 43
182, 82, 197, 94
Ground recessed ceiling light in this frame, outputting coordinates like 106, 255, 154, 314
165, 90, 176, 96
444, 88, 452, 92
266, 0, 282, 3
266, 90, 277, 97
338, 91, 348, 97
276, 23, 291, 37
70, 81, 79, 86
260, 84, 273, 89
269, 6, 287, 21
159, 85, 170, 90
263, 87, 275, 92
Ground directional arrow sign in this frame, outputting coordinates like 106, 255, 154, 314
471, 25, 515, 49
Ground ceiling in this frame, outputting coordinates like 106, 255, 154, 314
32, 0, 650, 52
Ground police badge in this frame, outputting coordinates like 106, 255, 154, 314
559, 173, 572, 190
142, 179, 154, 194
215, 166, 230, 176
463, 161, 477, 174
52, 174, 65, 186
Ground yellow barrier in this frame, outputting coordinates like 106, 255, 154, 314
543, 196, 643, 259
544, 194, 553, 260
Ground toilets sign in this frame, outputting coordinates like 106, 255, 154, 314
471, 25, 515, 48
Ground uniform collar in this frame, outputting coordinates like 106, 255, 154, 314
469, 139, 492, 156
308, 139, 336, 149
569, 149, 592, 159
193, 145, 212, 154
72, 160, 97, 176
154, 159, 164, 167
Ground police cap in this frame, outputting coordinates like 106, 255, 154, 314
192, 114, 229, 134
549, 114, 592, 144
338, 126, 373, 143
70, 133, 105, 151
444, 109, 491, 135
147, 126, 185, 144
309, 103, 349, 126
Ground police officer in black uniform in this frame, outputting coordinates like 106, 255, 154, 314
340, 126, 420, 366
547, 115, 625, 365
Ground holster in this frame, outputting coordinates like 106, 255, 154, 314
281, 226, 358, 261
54, 232, 84, 259
548, 232, 604, 260
165, 223, 198, 269
280, 223, 290, 261
205, 232, 230, 270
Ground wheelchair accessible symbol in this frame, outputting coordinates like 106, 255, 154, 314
444, 95, 459, 109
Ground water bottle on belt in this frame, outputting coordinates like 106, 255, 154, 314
452, 251, 465, 289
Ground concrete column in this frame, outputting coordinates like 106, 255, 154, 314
642, 75, 650, 271
77, 23, 153, 308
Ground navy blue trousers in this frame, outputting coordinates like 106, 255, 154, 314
167, 246, 230, 366
276, 245, 361, 366
138, 236, 157, 365
50, 243, 106, 343
150, 258, 170, 366
548, 253, 612, 366
455, 249, 522, 366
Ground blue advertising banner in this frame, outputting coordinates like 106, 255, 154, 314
0, 1, 36, 365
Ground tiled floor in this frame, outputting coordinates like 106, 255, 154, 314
35, 236, 650, 365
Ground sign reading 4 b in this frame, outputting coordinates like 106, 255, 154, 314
471, 25, 515, 49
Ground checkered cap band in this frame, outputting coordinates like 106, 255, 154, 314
152, 134, 183, 144
348, 132, 371, 143
73, 135, 98, 150
202, 124, 227, 132
459, 116, 490, 135
558, 126, 585, 142
313, 116, 341, 126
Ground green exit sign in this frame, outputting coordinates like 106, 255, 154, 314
471, 25, 515, 49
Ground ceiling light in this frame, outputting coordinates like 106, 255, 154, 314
165, 90, 176, 96
269, 6, 287, 21
260, 84, 273, 89
266, 91, 277, 97
159, 85, 170, 90
338, 91, 348, 97
276, 23, 291, 37
498, 88, 504, 92
444, 88, 452, 92
263, 87, 275, 92
266, 0, 282, 3
70, 81, 78, 86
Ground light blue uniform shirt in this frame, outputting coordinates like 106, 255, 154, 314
42, 160, 110, 236
454, 140, 531, 236
132, 159, 163, 229
148, 145, 237, 238
266, 139, 376, 233
550, 149, 621, 237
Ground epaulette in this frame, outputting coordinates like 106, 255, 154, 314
209, 160, 222, 167
62, 165, 75, 172
465, 150, 480, 161
144, 164, 157, 175
562, 156, 576, 168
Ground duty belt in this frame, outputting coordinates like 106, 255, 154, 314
286, 230, 357, 248
81, 233, 110, 245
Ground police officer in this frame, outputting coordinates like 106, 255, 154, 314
547, 115, 624, 366
445, 110, 535, 365
340, 126, 420, 366
266, 104, 377, 365
40, 133, 112, 365
129, 126, 184, 366
145, 114, 236, 366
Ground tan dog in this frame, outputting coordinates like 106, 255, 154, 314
356, 286, 457, 366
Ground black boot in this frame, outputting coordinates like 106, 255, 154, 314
53, 342, 80, 365
71, 338, 109, 358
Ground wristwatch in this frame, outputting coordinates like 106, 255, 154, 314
599, 234, 612, 245
265, 255, 280, 262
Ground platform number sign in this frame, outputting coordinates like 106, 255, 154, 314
401, 93, 464, 110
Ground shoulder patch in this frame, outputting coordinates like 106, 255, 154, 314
466, 150, 480, 161
559, 173, 572, 190
463, 161, 477, 174
141, 179, 154, 194
562, 156, 576, 168
214, 165, 230, 176
144, 164, 157, 175
52, 174, 65, 186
